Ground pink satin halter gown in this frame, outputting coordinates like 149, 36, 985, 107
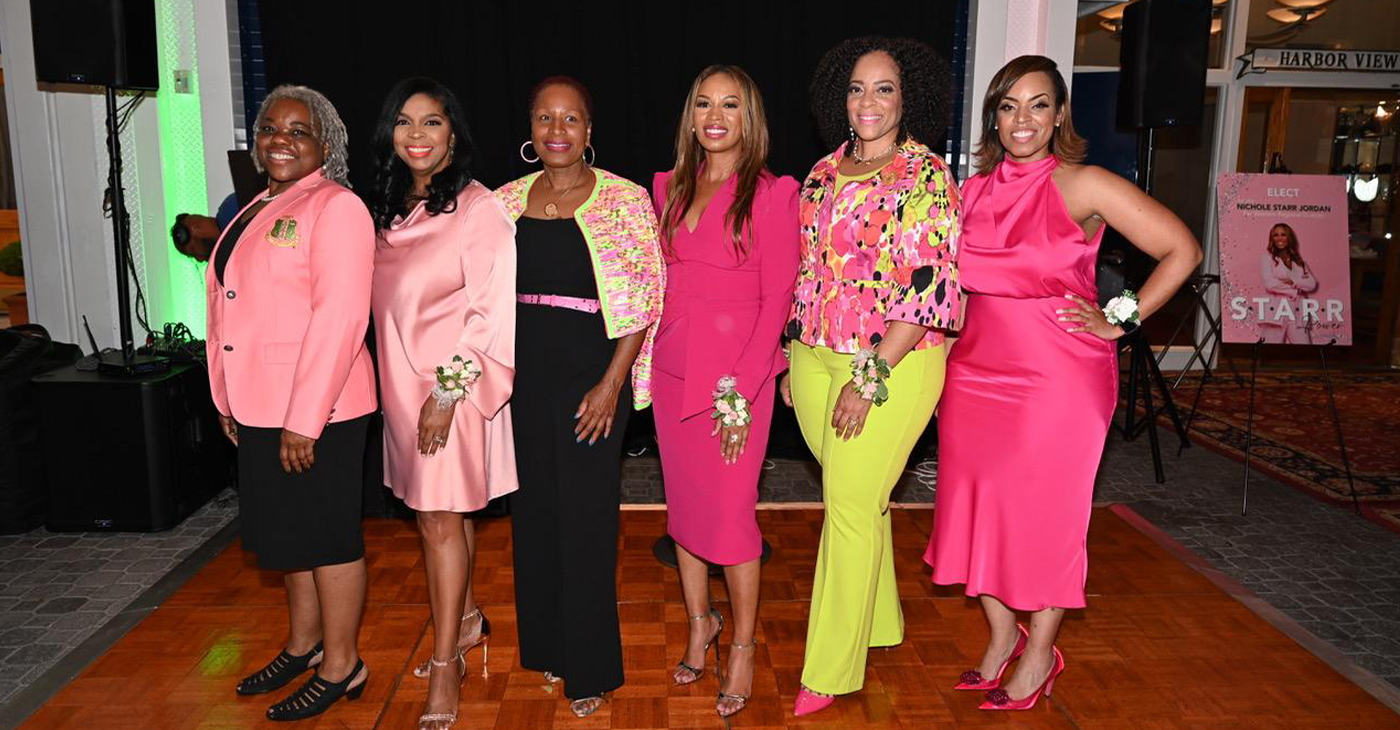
924, 155, 1117, 611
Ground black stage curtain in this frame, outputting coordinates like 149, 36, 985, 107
257, 1, 957, 191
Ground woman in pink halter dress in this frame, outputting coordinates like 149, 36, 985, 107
924, 56, 1201, 711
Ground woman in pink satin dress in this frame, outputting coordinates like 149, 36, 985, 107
367, 78, 516, 730
650, 65, 799, 720
924, 56, 1200, 711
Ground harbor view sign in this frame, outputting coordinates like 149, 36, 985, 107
1239, 48, 1400, 75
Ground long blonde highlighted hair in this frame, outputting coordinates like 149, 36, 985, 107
659, 65, 771, 258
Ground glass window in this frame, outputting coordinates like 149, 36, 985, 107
1075, 1, 1231, 68
1246, 0, 1400, 53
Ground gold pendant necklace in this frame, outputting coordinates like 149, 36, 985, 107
543, 170, 584, 218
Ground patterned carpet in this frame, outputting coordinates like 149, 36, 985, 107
1166, 371, 1400, 530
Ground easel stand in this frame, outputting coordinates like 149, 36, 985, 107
1118, 328, 1190, 484
1161, 274, 1244, 390
1239, 338, 1360, 516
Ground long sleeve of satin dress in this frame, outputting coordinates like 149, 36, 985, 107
371, 182, 519, 512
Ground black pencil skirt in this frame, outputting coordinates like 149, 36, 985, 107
236, 415, 369, 572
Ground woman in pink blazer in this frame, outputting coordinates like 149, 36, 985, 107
650, 65, 799, 720
205, 85, 376, 722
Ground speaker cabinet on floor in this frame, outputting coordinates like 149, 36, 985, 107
1117, 0, 1212, 129
33, 363, 233, 531
29, 0, 158, 89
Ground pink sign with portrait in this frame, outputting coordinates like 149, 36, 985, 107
1215, 173, 1352, 345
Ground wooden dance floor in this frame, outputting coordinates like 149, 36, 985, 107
19, 507, 1400, 729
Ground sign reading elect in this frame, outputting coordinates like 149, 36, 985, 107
1246, 48, 1400, 73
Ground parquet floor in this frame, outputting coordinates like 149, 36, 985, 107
18, 507, 1400, 729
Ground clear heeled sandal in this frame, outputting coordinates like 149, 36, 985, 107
418, 650, 466, 730
414, 607, 490, 679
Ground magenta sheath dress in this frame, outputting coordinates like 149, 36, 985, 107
649, 172, 800, 565
371, 183, 519, 513
924, 156, 1117, 611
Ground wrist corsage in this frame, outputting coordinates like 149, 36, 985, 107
432, 355, 482, 410
711, 375, 752, 428
851, 348, 891, 406
1102, 290, 1141, 331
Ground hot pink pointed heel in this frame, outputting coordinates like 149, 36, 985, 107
955, 623, 1029, 690
793, 686, 834, 716
979, 645, 1064, 711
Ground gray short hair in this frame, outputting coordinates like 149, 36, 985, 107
251, 85, 350, 187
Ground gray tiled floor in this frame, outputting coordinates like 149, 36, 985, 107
0, 490, 237, 707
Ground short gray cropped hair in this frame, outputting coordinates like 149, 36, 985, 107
251, 85, 350, 187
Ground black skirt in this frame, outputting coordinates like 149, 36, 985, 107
236, 415, 369, 571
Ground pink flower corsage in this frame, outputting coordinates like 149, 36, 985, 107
850, 348, 891, 406
432, 355, 482, 410
711, 375, 752, 428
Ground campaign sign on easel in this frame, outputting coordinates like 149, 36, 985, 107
1216, 173, 1352, 345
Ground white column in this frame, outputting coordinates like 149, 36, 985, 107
963, 0, 1080, 178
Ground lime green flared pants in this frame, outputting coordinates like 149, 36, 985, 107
789, 341, 946, 694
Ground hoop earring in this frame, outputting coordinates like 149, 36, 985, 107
519, 141, 540, 164
584, 144, 596, 167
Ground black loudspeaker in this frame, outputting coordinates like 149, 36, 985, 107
33, 363, 234, 531
1117, 0, 1212, 128
30, 0, 158, 90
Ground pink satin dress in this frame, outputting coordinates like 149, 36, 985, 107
371, 183, 519, 513
649, 172, 800, 565
924, 156, 1117, 611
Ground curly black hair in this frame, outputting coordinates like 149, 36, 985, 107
368, 76, 476, 231
808, 36, 952, 152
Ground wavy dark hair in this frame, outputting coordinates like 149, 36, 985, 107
368, 77, 475, 231
808, 36, 952, 152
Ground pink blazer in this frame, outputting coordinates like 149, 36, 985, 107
205, 169, 378, 439
650, 171, 801, 419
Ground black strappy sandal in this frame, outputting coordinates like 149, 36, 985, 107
265, 659, 367, 722
236, 642, 323, 695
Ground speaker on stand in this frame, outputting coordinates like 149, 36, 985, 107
1108, 0, 1213, 482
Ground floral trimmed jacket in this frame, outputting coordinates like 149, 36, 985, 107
495, 168, 666, 409
786, 139, 964, 354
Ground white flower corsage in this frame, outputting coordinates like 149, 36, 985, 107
1102, 290, 1141, 327
711, 375, 752, 428
432, 355, 482, 410
851, 348, 891, 406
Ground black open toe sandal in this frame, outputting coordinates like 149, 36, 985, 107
236, 642, 324, 696
266, 659, 367, 722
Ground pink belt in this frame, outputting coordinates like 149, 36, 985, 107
517, 293, 601, 314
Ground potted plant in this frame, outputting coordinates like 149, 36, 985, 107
0, 240, 27, 326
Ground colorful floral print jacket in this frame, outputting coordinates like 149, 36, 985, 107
495, 168, 666, 409
786, 140, 963, 354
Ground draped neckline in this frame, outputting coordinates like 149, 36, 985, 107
966, 154, 1060, 250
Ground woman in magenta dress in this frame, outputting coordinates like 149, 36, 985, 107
368, 78, 517, 730
650, 64, 799, 720
924, 56, 1200, 711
